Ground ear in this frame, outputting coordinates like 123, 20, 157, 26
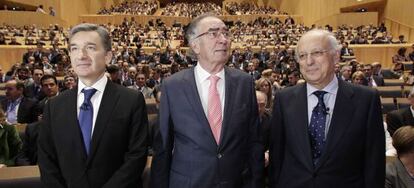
104, 51, 113, 65
190, 40, 200, 55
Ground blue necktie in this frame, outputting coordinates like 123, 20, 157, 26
79, 88, 97, 155
309, 90, 328, 165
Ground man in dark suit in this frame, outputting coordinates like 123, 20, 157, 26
24, 68, 46, 100
151, 14, 264, 188
1, 80, 38, 124
38, 23, 148, 188
363, 64, 385, 87
269, 29, 384, 188
386, 90, 414, 136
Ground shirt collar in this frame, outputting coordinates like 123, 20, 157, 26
77, 75, 108, 95
195, 64, 225, 81
307, 76, 339, 96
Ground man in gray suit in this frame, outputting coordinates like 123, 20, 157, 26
151, 14, 264, 188
269, 29, 384, 188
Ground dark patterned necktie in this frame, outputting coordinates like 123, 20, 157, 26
79, 88, 97, 155
309, 90, 328, 165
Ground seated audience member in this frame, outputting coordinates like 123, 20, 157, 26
0, 33, 6, 45
385, 126, 414, 188
15, 118, 41, 166
61, 75, 77, 91
283, 70, 300, 87
1, 80, 38, 124
371, 62, 383, 77
128, 73, 153, 98
256, 78, 273, 110
38, 75, 59, 109
393, 35, 407, 44
106, 64, 122, 84
363, 64, 384, 87
256, 91, 271, 158
351, 71, 366, 86
8, 37, 22, 45
409, 44, 414, 62
386, 89, 414, 136
123, 66, 137, 87
24, 68, 45, 100
391, 62, 405, 79
340, 42, 354, 61
340, 65, 352, 82
0, 109, 22, 167
393, 47, 409, 64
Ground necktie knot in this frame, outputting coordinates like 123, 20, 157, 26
313, 90, 327, 101
209, 75, 220, 86
82, 88, 97, 101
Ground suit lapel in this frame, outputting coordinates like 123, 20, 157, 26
291, 84, 314, 168
182, 68, 217, 147
87, 81, 120, 164
316, 80, 355, 169
219, 67, 235, 148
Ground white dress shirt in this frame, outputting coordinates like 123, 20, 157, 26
306, 76, 339, 137
194, 64, 225, 118
77, 75, 107, 137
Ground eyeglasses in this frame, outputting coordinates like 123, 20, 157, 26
297, 50, 330, 61
193, 29, 232, 40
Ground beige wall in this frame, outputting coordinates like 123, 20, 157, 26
0, 11, 67, 27
315, 12, 378, 28
383, 0, 414, 42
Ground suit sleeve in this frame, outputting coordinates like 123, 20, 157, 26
364, 91, 385, 188
103, 92, 149, 188
151, 81, 174, 188
15, 124, 33, 166
247, 78, 264, 188
38, 101, 67, 188
385, 111, 401, 137
4, 124, 22, 166
268, 90, 285, 188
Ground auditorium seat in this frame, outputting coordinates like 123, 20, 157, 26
383, 79, 404, 86
376, 86, 406, 98
0, 166, 41, 188
381, 97, 397, 114
396, 97, 411, 109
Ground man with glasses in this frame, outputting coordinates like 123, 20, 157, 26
151, 14, 263, 188
269, 29, 384, 187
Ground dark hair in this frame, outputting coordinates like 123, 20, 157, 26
106, 65, 119, 73
40, 75, 57, 85
69, 23, 112, 52
392, 126, 414, 156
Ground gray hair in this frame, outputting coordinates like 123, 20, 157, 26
185, 13, 221, 60
295, 29, 340, 61
69, 23, 112, 52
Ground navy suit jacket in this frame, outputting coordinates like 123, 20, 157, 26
151, 67, 264, 188
270, 80, 385, 188
38, 81, 148, 188
386, 107, 414, 136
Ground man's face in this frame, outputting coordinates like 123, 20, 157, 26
192, 17, 231, 66
256, 93, 267, 115
334, 64, 340, 74
64, 77, 76, 89
5, 81, 22, 100
341, 67, 352, 79
33, 69, 44, 84
297, 34, 336, 88
128, 68, 137, 79
136, 74, 146, 87
288, 74, 298, 85
247, 63, 254, 71
18, 70, 29, 80
42, 78, 59, 97
363, 66, 373, 77
69, 31, 111, 82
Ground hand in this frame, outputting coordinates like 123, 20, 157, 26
264, 151, 270, 167
0, 164, 6, 168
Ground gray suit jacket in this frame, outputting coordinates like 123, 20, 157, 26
151, 67, 264, 188
385, 158, 414, 188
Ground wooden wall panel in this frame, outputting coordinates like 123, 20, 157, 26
0, 11, 67, 27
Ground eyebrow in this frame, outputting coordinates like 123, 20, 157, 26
69, 42, 97, 47
207, 27, 228, 32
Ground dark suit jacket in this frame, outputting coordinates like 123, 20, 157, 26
16, 121, 40, 166
385, 158, 414, 188
1, 97, 38, 124
151, 67, 264, 188
386, 107, 414, 136
270, 80, 385, 188
38, 81, 148, 188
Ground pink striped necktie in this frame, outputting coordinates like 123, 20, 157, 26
208, 75, 222, 144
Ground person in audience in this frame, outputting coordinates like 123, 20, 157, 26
8, 37, 22, 45
256, 91, 271, 162
393, 47, 409, 64
385, 126, 414, 188
393, 35, 407, 44
351, 71, 366, 85
151, 14, 263, 188
37, 75, 59, 109
247, 61, 261, 80
0, 109, 22, 167
363, 64, 384, 87
269, 29, 384, 187
284, 70, 300, 87
1, 80, 38, 124
128, 73, 153, 98
409, 44, 414, 62
24, 68, 45, 100
122, 66, 137, 87
49, 6, 56, 16
256, 78, 273, 110
371, 62, 383, 77
339, 65, 352, 82
38, 23, 148, 188
106, 64, 122, 84
62, 75, 77, 91
386, 89, 414, 136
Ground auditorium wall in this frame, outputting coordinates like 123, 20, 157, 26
383, 0, 414, 42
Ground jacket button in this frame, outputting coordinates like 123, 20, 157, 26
217, 153, 223, 159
